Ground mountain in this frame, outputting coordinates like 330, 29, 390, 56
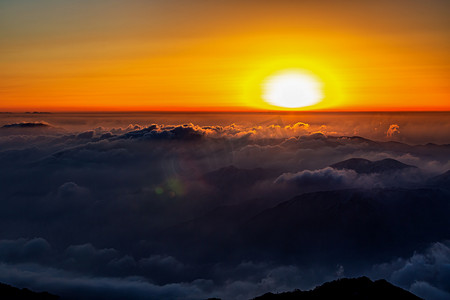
0, 122, 64, 135
427, 170, 450, 189
330, 158, 416, 174
1, 122, 51, 129
252, 276, 422, 300
0, 282, 59, 300
241, 188, 450, 264
159, 186, 450, 267
161, 202, 267, 263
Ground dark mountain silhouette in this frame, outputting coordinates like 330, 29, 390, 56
336, 136, 381, 147
327, 137, 450, 162
330, 158, 416, 174
0, 122, 65, 136
241, 188, 450, 264
159, 186, 450, 267
161, 200, 276, 265
251, 277, 422, 300
1, 122, 51, 128
427, 170, 450, 189
0, 282, 59, 299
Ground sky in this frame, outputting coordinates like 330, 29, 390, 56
1, 0, 449, 111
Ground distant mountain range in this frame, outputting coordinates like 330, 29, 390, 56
163, 161, 450, 265
427, 170, 450, 189
242, 187, 450, 263
330, 158, 416, 174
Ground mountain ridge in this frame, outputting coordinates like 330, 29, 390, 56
250, 276, 422, 300
330, 158, 416, 174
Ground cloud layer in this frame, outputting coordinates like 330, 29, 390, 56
0, 114, 449, 299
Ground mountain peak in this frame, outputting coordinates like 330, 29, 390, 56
252, 276, 422, 300
330, 158, 416, 174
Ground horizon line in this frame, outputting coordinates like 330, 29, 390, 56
1, 110, 450, 114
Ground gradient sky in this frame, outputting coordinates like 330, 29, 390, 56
1, 0, 449, 111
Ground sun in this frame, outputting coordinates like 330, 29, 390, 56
262, 69, 324, 108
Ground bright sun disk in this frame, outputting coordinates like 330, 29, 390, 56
262, 70, 324, 108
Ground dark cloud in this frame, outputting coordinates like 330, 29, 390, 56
76, 131, 95, 139
0, 238, 52, 264
371, 241, 450, 300
0, 262, 203, 300
0, 236, 340, 300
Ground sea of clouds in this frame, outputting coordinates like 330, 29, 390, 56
0, 113, 449, 299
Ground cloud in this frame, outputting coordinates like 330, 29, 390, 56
410, 281, 450, 300
273, 160, 423, 192
76, 131, 95, 139
57, 182, 90, 198
0, 262, 204, 300
115, 122, 312, 142
0, 117, 449, 299
0, 238, 52, 263
275, 167, 370, 191
0, 238, 188, 285
0, 238, 324, 300
65, 243, 119, 267
371, 241, 450, 300
386, 124, 400, 138
0, 236, 339, 300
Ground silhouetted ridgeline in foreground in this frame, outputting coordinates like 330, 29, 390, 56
250, 277, 422, 300
1, 277, 422, 300
0, 282, 59, 300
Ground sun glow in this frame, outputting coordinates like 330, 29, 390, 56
262, 70, 324, 108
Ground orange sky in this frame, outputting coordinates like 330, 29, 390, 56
0, 0, 449, 112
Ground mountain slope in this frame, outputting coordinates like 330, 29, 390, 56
242, 188, 450, 263
330, 158, 416, 174
252, 276, 422, 300
427, 170, 450, 190
0, 282, 59, 300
